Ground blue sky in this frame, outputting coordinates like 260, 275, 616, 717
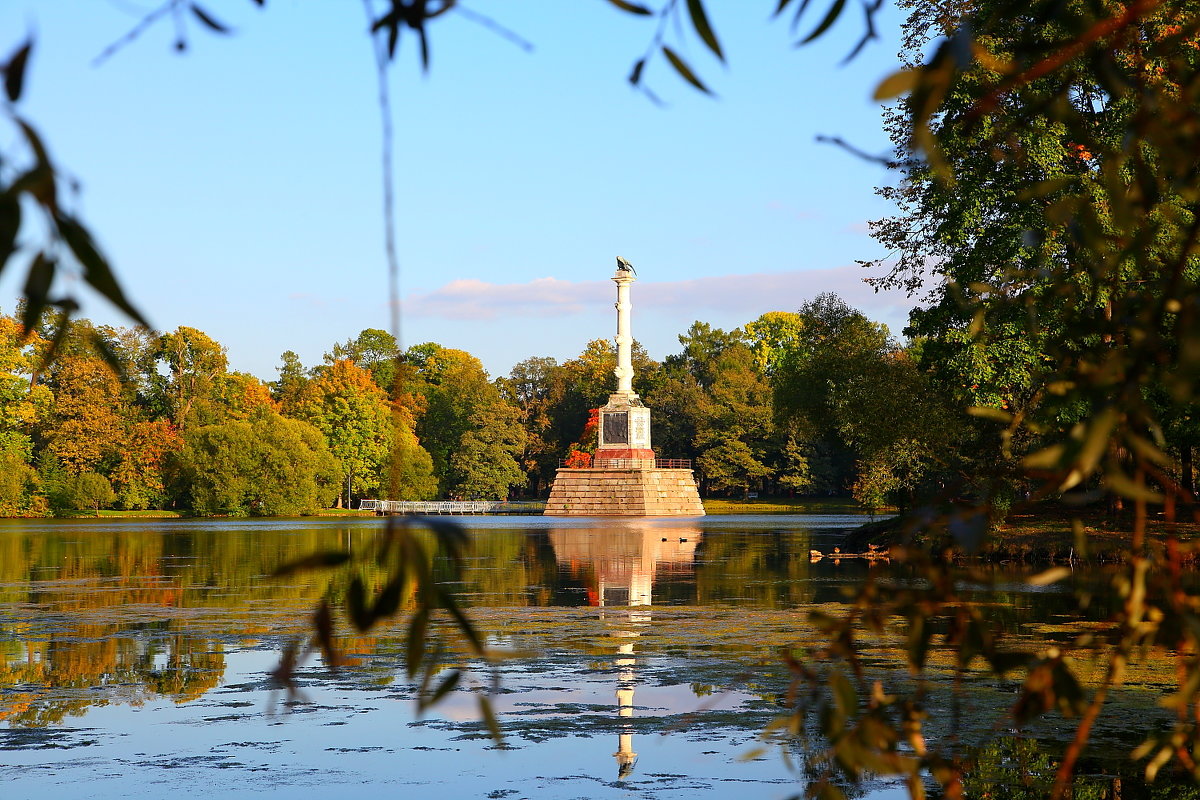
0, 1, 915, 380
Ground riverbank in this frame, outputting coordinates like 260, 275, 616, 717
845, 504, 1200, 564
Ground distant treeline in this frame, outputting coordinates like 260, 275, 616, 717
8, 291, 1171, 517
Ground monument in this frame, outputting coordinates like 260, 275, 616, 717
544, 258, 705, 516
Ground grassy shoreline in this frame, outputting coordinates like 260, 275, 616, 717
844, 505, 1200, 564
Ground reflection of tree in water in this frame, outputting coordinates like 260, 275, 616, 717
549, 525, 702, 779
692, 528, 817, 607
0, 524, 391, 725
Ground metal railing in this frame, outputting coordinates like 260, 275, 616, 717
557, 458, 692, 470
359, 500, 547, 515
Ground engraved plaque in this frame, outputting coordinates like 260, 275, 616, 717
602, 411, 629, 445
632, 414, 648, 448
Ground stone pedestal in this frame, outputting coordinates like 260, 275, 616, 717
544, 465, 705, 516
597, 393, 655, 466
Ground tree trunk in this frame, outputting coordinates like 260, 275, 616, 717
1183, 444, 1194, 496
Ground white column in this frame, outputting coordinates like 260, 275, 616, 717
613, 268, 635, 397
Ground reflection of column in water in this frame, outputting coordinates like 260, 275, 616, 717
547, 526, 702, 780
614, 633, 638, 778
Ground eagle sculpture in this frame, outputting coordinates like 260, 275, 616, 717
615, 256, 637, 276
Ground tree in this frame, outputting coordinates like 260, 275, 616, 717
109, 419, 183, 510
69, 472, 114, 516
40, 353, 125, 476
743, 311, 805, 378
270, 350, 309, 415
179, 411, 339, 516
410, 344, 525, 498
450, 401, 527, 500
154, 326, 228, 431
500, 356, 563, 494
693, 342, 775, 495
324, 328, 401, 392
295, 358, 396, 507
388, 408, 438, 501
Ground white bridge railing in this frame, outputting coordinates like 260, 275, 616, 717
358, 500, 547, 515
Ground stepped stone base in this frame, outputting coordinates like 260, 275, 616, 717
544, 467, 705, 517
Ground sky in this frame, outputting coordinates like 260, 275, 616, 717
0, 1, 917, 381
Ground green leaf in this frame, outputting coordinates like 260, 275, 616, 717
435, 586, 483, 654
55, 213, 149, 327
686, 0, 724, 62
662, 46, 712, 95
478, 695, 503, 743
829, 669, 857, 716
628, 58, 646, 86
0, 193, 20, 274
190, 4, 232, 34
372, 572, 408, 619
90, 331, 131, 384
348, 576, 373, 632
20, 253, 54, 335
406, 608, 429, 678
428, 669, 462, 704
4, 38, 32, 103
606, 0, 653, 14
800, 0, 846, 45
271, 550, 351, 577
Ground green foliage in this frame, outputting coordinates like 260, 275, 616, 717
411, 344, 525, 499
449, 400, 526, 500
296, 359, 395, 506
324, 328, 401, 392
154, 326, 229, 431
179, 412, 339, 516
68, 471, 114, 515
389, 410, 438, 501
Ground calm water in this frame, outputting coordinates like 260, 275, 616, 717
0, 515, 1177, 799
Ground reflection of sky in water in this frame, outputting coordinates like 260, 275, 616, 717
0, 515, 913, 799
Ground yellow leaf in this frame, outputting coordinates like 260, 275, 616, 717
873, 69, 918, 100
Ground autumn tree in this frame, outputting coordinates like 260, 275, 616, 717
109, 419, 183, 510
295, 358, 399, 507
153, 326, 228, 431
324, 328, 401, 392
409, 343, 525, 498
40, 353, 125, 476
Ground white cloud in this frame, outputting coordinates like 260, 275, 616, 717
404, 266, 916, 325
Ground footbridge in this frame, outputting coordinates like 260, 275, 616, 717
358, 500, 547, 515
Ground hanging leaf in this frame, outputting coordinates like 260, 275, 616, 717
606, 0, 653, 14
478, 695, 503, 743
271, 550, 351, 577
406, 608, 429, 678
427, 669, 462, 705
662, 46, 712, 95
20, 253, 54, 335
800, 0, 847, 45
0, 193, 20, 274
4, 38, 32, 103
686, 0, 724, 62
55, 213, 149, 327
628, 58, 646, 86
873, 69, 918, 101
190, 5, 232, 34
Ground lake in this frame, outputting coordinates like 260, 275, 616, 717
0, 515, 1182, 798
